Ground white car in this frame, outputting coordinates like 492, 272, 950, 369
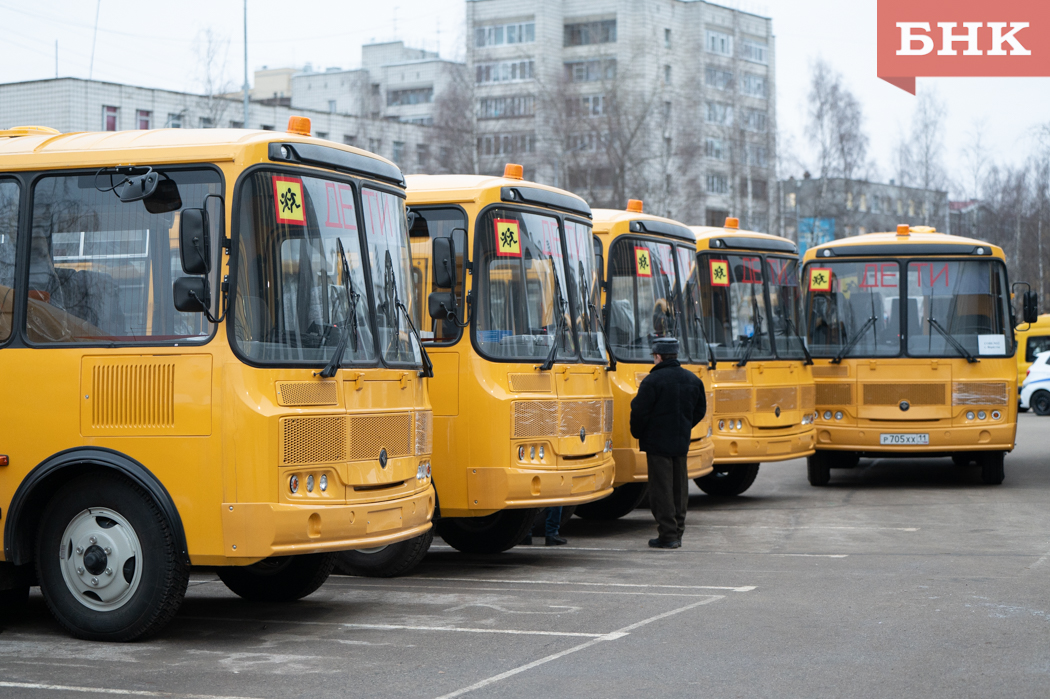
1020, 351, 1050, 415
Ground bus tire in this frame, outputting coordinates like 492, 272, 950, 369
694, 463, 760, 496
35, 473, 189, 641
436, 509, 540, 554
574, 484, 648, 520
979, 451, 1005, 485
217, 554, 335, 602
333, 528, 434, 578
807, 454, 832, 487
1031, 391, 1050, 416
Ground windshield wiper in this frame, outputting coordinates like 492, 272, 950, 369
831, 315, 876, 364
736, 291, 764, 368
539, 272, 569, 371
318, 238, 362, 378
384, 252, 434, 378
778, 310, 813, 365
928, 317, 979, 363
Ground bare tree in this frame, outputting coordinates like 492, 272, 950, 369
194, 28, 233, 128
805, 58, 869, 183
961, 118, 990, 202
431, 62, 479, 175
908, 88, 947, 224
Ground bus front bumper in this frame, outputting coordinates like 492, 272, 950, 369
464, 456, 616, 511
220, 486, 435, 558
814, 422, 1016, 453
612, 440, 715, 484
713, 427, 816, 464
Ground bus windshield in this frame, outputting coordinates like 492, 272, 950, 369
803, 260, 901, 358
675, 245, 709, 365
698, 253, 773, 363
475, 207, 577, 361
233, 170, 421, 367
767, 256, 808, 360
906, 259, 1011, 358
607, 238, 679, 363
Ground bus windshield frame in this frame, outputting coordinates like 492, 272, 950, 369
697, 250, 807, 363
802, 256, 1015, 361
472, 203, 604, 365
229, 166, 423, 370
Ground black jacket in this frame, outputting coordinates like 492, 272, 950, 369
630, 359, 707, 457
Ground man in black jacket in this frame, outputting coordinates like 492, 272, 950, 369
630, 337, 707, 549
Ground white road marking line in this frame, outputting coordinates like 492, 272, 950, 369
1029, 549, 1050, 569
428, 544, 849, 557
409, 576, 756, 592
434, 596, 723, 699
430, 544, 631, 552
0, 682, 261, 699
328, 581, 718, 598
180, 617, 603, 638
702, 525, 920, 532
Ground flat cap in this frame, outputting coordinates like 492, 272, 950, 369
651, 336, 680, 355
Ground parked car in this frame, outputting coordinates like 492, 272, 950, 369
1020, 351, 1050, 415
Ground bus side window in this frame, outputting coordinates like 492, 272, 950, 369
0, 180, 19, 342
1026, 335, 1050, 362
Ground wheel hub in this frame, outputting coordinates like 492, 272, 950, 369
58, 508, 142, 612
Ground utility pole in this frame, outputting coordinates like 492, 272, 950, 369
54, 41, 58, 78
89, 0, 100, 80
242, 0, 250, 128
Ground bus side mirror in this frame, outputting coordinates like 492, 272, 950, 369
433, 236, 456, 289
1024, 290, 1039, 324
428, 291, 457, 320
179, 208, 211, 275
173, 276, 209, 313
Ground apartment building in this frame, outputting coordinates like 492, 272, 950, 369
466, 0, 777, 230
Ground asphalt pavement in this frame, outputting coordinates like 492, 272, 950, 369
2, 413, 1048, 698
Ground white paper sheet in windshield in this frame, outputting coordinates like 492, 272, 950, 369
978, 334, 1007, 355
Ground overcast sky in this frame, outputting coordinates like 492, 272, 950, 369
3, 0, 1048, 197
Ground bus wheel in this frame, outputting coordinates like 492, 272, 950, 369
695, 463, 760, 496
575, 484, 648, 520
979, 451, 1005, 485
333, 528, 434, 578
217, 554, 335, 602
1031, 391, 1050, 415
35, 474, 189, 641
806, 454, 832, 487
436, 509, 540, 554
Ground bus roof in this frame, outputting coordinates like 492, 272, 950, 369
802, 228, 1005, 262
690, 225, 798, 255
0, 126, 404, 186
592, 209, 695, 242
405, 174, 591, 218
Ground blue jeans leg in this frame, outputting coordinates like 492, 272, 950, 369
545, 507, 563, 537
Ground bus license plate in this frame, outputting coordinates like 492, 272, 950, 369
880, 433, 929, 445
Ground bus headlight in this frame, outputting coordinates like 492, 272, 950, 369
978, 411, 987, 420
518, 446, 526, 461
538, 445, 545, 460
306, 474, 314, 492
604, 440, 612, 453
834, 411, 843, 421
801, 413, 812, 425
736, 419, 743, 430
319, 474, 328, 492
992, 410, 1002, 420
417, 461, 431, 481
718, 420, 725, 431
289, 474, 299, 494
530, 446, 536, 460
823, 411, 832, 421
966, 411, 975, 420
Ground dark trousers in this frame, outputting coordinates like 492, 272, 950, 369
647, 453, 688, 542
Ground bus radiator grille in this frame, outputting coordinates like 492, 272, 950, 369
415, 410, 434, 455
281, 416, 347, 465
952, 383, 1008, 406
508, 373, 553, 392
512, 401, 559, 438
91, 362, 175, 429
276, 381, 339, 406
815, 383, 851, 406
603, 399, 614, 433
349, 413, 414, 461
800, 384, 816, 412
812, 365, 849, 378
756, 387, 798, 412
714, 388, 752, 415
559, 400, 603, 438
713, 368, 747, 382
863, 383, 946, 406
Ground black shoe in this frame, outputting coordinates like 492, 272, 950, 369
545, 535, 567, 546
520, 535, 533, 546
648, 538, 681, 549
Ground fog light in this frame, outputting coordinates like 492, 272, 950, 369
718, 420, 725, 430
736, 419, 743, 430
835, 411, 843, 421
417, 461, 430, 480
728, 421, 734, 431
518, 446, 525, 461
604, 440, 612, 452
802, 413, 812, 425
992, 410, 1002, 420
319, 474, 328, 492
538, 445, 545, 460
966, 411, 975, 420
289, 474, 299, 494
530, 445, 536, 460
978, 410, 987, 420
306, 474, 314, 492
823, 411, 832, 420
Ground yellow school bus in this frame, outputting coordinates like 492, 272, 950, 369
1014, 314, 1050, 398
801, 225, 1038, 485
404, 165, 616, 552
0, 119, 435, 640
690, 219, 816, 494
574, 201, 714, 519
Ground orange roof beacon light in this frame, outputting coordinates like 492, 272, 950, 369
286, 116, 312, 136
724, 217, 740, 229
503, 163, 524, 180
897, 224, 910, 236
626, 199, 644, 213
